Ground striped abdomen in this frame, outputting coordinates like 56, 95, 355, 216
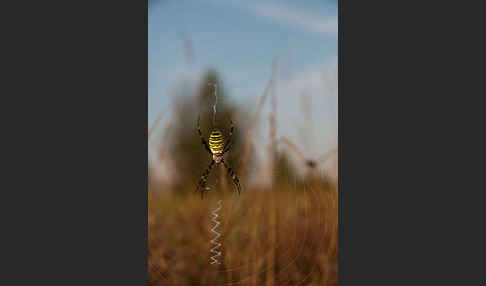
208, 130, 224, 154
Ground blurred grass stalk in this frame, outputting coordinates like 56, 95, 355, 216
241, 59, 278, 184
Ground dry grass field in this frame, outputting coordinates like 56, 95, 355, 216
148, 179, 338, 286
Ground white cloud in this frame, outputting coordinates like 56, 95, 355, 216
251, 2, 337, 35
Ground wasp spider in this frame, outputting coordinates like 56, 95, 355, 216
196, 116, 242, 199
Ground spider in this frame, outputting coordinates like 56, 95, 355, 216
279, 137, 337, 173
196, 116, 242, 199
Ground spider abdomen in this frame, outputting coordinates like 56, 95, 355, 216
208, 130, 224, 155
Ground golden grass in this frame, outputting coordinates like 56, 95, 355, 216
148, 181, 338, 286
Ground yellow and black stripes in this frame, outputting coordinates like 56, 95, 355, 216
209, 130, 224, 154
196, 116, 242, 198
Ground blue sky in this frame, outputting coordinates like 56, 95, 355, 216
149, 0, 338, 175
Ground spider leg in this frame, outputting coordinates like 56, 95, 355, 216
221, 159, 241, 195
197, 116, 211, 154
279, 137, 307, 162
223, 119, 235, 154
196, 160, 215, 199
